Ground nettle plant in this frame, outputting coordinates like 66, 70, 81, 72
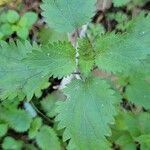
0, 0, 150, 149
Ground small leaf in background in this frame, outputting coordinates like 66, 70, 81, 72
0, 123, 8, 137
87, 23, 105, 41
41, 91, 65, 118
115, 133, 136, 150
18, 16, 27, 27
23, 144, 38, 150
113, 0, 131, 7
0, 12, 7, 23
132, 0, 150, 7
107, 11, 128, 30
16, 27, 29, 40
7, 109, 32, 132
111, 112, 150, 150
1, 97, 23, 109
2, 136, 23, 150
36, 126, 61, 150
28, 117, 42, 139
0, 108, 32, 132
18, 12, 37, 28
7, 10, 20, 24
78, 37, 95, 76
39, 27, 67, 44
0, 32, 4, 39
0, 23, 13, 36
136, 134, 150, 150
22, 12, 38, 28
15, 12, 37, 40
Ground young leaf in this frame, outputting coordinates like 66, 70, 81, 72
41, 91, 65, 118
78, 38, 95, 76
36, 125, 61, 150
2, 137, 23, 150
0, 23, 13, 36
16, 27, 29, 40
28, 117, 42, 139
7, 10, 20, 24
0, 41, 50, 100
25, 42, 76, 78
22, 12, 38, 28
41, 0, 96, 32
56, 76, 117, 149
95, 13, 150, 74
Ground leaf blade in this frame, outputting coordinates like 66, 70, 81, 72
41, 0, 96, 32
95, 13, 150, 74
56, 77, 117, 149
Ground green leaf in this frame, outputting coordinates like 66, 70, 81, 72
0, 32, 4, 39
1, 97, 23, 109
25, 42, 76, 78
136, 134, 150, 150
0, 12, 7, 23
0, 123, 8, 137
2, 137, 23, 150
115, 134, 136, 150
18, 16, 28, 27
28, 117, 42, 139
110, 112, 150, 150
36, 125, 61, 150
121, 143, 137, 150
22, 12, 38, 27
126, 77, 150, 109
78, 38, 95, 76
41, 91, 65, 118
0, 108, 32, 132
7, 10, 20, 24
95, 13, 150, 74
137, 112, 150, 135
0, 23, 13, 36
16, 27, 29, 40
123, 113, 141, 138
107, 12, 128, 23
23, 144, 38, 150
112, 112, 150, 138
39, 27, 67, 44
18, 12, 37, 28
56, 76, 117, 150
87, 23, 105, 41
41, 0, 96, 32
0, 41, 50, 100
113, 0, 131, 7
132, 0, 150, 7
